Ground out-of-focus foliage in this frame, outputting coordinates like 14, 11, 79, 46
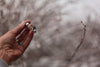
0, 0, 100, 67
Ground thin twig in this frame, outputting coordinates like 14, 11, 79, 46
68, 21, 86, 63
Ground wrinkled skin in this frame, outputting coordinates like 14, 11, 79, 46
0, 20, 34, 65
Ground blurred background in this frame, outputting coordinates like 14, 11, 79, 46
0, 0, 100, 67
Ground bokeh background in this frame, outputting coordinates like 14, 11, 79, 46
0, 0, 100, 67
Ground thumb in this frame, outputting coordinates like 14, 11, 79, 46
10, 20, 31, 36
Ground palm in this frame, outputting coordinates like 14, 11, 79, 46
0, 20, 33, 65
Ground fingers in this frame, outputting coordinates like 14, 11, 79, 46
18, 28, 29, 41
22, 30, 34, 51
10, 20, 31, 36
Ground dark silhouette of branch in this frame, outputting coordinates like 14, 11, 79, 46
68, 21, 87, 63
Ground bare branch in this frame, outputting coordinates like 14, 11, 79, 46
68, 21, 87, 63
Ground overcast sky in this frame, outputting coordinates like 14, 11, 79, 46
55, 0, 100, 24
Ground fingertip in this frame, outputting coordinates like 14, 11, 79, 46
21, 20, 31, 25
25, 20, 31, 23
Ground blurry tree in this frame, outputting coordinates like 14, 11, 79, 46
0, 0, 100, 67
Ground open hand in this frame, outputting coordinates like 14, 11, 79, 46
0, 20, 34, 65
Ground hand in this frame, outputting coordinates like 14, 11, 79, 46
0, 20, 34, 65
